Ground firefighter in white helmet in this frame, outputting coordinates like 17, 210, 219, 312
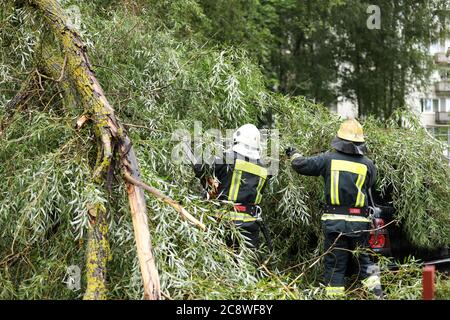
193, 124, 271, 250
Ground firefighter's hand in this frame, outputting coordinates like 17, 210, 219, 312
201, 189, 211, 200
285, 147, 297, 158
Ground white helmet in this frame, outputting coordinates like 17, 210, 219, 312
232, 124, 261, 160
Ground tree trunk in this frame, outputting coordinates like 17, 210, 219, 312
84, 204, 111, 300
29, 0, 161, 299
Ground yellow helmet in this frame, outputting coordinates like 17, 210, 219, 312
337, 118, 365, 142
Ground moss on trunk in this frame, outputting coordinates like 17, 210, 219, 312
84, 204, 111, 300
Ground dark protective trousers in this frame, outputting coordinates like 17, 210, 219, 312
323, 231, 374, 287
239, 221, 260, 249
226, 220, 260, 250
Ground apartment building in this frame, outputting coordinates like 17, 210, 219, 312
408, 39, 450, 160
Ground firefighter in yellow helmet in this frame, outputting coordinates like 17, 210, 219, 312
286, 119, 383, 299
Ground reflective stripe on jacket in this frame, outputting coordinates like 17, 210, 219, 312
291, 151, 376, 209
194, 151, 269, 205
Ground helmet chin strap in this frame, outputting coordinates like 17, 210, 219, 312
331, 137, 366, 155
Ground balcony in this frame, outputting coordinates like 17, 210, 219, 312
434, 52, 450, 65
435, 111, 450, 124
435, 81, 450, 94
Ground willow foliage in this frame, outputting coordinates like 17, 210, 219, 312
0, 1, 448, 299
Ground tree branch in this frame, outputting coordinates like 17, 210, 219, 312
123, 172, 207, 231
4, 72, 38, 113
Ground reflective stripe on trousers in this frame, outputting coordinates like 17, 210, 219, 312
321, 213, 371, 223
325, 286, 345, 297
213, 211, 257, 222
362, 275, 381, 291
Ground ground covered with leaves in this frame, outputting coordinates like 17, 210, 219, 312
0, 1, 449, 299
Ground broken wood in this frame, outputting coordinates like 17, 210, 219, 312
123, 172, 207, 231
76, 114, 90, 129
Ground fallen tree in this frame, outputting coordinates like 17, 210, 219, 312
15, 0, 163, 300
1, 0, 200, 300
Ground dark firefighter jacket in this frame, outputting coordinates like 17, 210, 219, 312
291, 149, 377, 235
193, 151, 269, 221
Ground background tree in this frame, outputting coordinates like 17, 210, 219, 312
332, 0, 448, 118
197, 0, 449, 118
0, 0, 449, 300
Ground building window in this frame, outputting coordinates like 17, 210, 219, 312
440, 98, 445, 112
421, 98, 439, 113
437, 98, 450, 112
442, 98, 450, 112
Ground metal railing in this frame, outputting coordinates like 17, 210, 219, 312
435, 81, 450, 93
434, 52, 450, 65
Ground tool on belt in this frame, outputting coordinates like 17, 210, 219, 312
367, 188, 382, 238
258, 219, 273, 251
